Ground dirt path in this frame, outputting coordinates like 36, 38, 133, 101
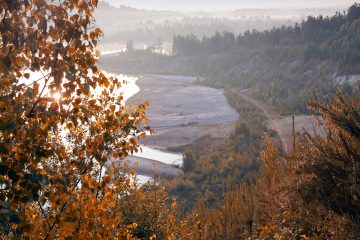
237, 90, 321, 153
238, 90, 291, 152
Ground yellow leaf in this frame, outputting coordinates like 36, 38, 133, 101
2, 76, 12, 84
62, 222, 75, 232
53, 173, 62, 180
110, 105, 115, 112
129, 138, 137, 145
139, 132, 146, 140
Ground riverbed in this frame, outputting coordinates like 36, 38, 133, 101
103, 72, 240, 183
128, 75, 239, 149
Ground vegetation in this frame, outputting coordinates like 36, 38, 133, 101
163, 90, 269, 211
179, 86, 360, 239
100, 3, 360, 114
0, 0, 152, 238
2, 1, 360, 239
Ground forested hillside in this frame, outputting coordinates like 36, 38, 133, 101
100, 3, 360, 114
2, 1, 360, 239
95, 2, 340, 47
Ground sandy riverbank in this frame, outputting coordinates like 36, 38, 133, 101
128, 75, 239, 149
126, 156, 182, 177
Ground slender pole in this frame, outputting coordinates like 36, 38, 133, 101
292, 115, 296, 151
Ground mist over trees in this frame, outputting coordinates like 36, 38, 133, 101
100, 3, 360, 114
95, 2, 342, 47
1, 0, 360, 239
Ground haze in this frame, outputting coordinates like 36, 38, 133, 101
102, 0, 353, 11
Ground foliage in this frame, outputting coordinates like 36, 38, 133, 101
163, 90, 268, 212
0, 0, 153, 238
120, 178, 200, 240
189, 87, 360, 239
2, 1, 360, 239
185, 134, 282, 240
299, 88, 360, 219
100, 3, 360, 114
257, 87, 360, 239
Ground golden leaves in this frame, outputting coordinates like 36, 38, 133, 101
0, 0, 152, 239
23, 73, 30, 79
62, 222, 76, 232
60, 222, 76, 238
129, 137, 137, 145
2, 75, 12, 85
139, 132, 147, 140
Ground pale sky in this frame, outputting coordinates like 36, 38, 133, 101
102, 0, 356, 11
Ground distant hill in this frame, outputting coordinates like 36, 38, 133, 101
99, 3, 360, 114
94, 2, 183, 37
95, 2, 343, 46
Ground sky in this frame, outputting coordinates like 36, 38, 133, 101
102, 0, 356, 11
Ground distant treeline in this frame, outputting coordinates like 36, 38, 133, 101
100, 3, 360, 114
173, 4, 360, 60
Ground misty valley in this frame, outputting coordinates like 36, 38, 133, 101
1, 1, 360, 239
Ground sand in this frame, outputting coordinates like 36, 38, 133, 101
128, 75, 239, 149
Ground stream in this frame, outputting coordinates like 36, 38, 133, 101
110, 73, 183, 183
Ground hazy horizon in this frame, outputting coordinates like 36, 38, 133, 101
101, 0, 356, 11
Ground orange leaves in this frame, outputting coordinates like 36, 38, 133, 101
61, 222, 76, 237
23, 73, 30, 79
52, 173, 62, 181
0, 1, 7, 8
70, 14, 79, 23
1, 75, 12, 85
0, 0, 151, 239
129, 137, 137, 146
90, 28, 102, 39
139, 132, 147, 140
101, 176, 111, 185
67, 46, 77, 55
109, 104, 116, 113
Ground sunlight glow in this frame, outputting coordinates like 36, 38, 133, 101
53, 92, 62, 100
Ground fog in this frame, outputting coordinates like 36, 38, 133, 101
102, 0, 353, 11
95, 1, 345, 52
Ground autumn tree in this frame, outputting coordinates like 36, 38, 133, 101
293, 87, 360, 238
119, 177, 200, 240
0, 0, 150, 238
191, 136, 283, 240
257, 87, 360, 239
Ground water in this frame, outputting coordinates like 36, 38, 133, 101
101, 71, 140, 102
105, 73, 183, 180
134, 146, 182, 166
26, 70, 183, 181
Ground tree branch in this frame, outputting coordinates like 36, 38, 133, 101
44, 160, 92, 240
37, 201, 51, 228
27, 72, 51, 118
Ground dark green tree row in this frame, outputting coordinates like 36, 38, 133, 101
173, 3, 360, 65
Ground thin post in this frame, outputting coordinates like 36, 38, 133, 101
292, 115, 296, 151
